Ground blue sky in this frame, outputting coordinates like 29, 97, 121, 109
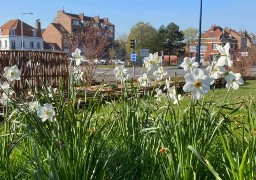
0, 0, 255, 37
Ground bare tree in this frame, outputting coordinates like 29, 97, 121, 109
64, 23, 112, 85
233, 48, 255, 77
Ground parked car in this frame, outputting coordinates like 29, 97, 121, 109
99, 59, 108, 65
94, 59, 99, 64
177, 59, 183, 69
114, 59, 125, 65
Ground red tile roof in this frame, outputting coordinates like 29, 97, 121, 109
0, 19, 42, 37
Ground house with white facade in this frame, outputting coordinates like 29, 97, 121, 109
0, 19, 43, 50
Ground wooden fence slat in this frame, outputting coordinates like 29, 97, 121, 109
0, 50, 69, 91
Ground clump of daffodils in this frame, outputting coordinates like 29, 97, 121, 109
0, 65, 21, 105
140, 52, 182, 105
180, 57, 199, 72
182, 42, 244, 100
138, 52, 166, 87
0, 65, 56, 122
113, 65, 129, 83
144, 52, 162, 72
70, 48, 86, 83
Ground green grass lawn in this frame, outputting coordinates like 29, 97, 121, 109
1, 79, 255, 179
206, 80, 256, 103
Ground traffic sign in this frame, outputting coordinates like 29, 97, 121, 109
140, 49, 149, 57
131, 54, 136, 61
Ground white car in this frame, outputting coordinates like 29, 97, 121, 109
114, 60, 125, 65
99, 59, 107, 65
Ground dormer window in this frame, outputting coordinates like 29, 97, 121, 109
72, 19, 80, 26
10, 28, 16, 35
108, 25, 114, 32
32, 29, 37, 37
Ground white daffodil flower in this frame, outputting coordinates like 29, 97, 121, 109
0, 93, 11, 105
3, 65, 21, 82
0, 81, 14, 96
153, 67, 167, 81
113, 65, 129, 82
224, 71, 244, 90
29, 101, 40, 111
183, 68, 214, 100
164, 79, 171, 91
154, 88, 165, 102
167, 86, 177, 100
138, 73, 151, 87
216, 43, 233, 67
144, 52, 160, 72
46, 86, 57, 98
37, 103, 56, 122
71, 48, 84, 66
163, 80, 182, 104
72, 67, 85, 82
180, 57, 199, 72
173, 94, 182, 105
206, 61, 225, 79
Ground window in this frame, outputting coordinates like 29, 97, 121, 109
63, 43, 68, 48
10, 28, 16, 35
30, 41, 34, 48
108, 25, 114, 32
21, 41, 25, 49
72, 20, 80, 26
241, 38, 247, 50
37, 42, 40, 49
212, 43, 218, 50
32, 29, 37, 37
11, 40, 16, 49
0, 28, 2, 36
5, 40, 7, 48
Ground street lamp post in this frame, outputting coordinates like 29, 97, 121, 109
139, 22, 150, 66
196, 0, 203, 64
21, 12, 33, 50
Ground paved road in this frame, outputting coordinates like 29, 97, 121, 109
93, 65, 256, 82
93, 66, 189, 82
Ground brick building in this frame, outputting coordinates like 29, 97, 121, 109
225, 28, 254, 50
195, 25, 237, 66
190, 25, 256, 66
42, 10, 115, 53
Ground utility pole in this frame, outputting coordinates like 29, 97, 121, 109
196, 0, 202, 64
21, 12, 33, 50
130, 38, 136, 76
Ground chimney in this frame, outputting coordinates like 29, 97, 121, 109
35, 19, 41, 31
79, 13, 84, 20
249, 33, 254, 39
57, 10, 65, 16
210, 25, 216, 32
94, 16, 100, 23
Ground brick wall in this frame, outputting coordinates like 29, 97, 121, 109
42, 24, 62, 49
54, 10, 72, 34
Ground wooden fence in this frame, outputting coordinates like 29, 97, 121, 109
0, 50, 69, 90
